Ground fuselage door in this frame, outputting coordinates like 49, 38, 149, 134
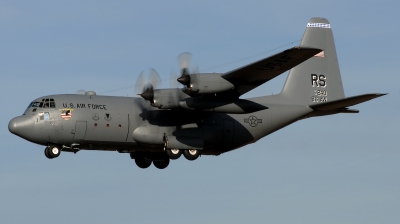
74, 121, 87, 140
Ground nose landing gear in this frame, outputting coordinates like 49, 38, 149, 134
44, 145, 61, 159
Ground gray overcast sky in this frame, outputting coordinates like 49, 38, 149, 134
1, 1, 399, 224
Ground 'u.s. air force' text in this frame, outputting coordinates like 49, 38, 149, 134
62, 103, 107, 110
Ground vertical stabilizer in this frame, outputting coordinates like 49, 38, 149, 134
281, 17, 345, 105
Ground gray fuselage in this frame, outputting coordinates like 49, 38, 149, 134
9, 93, 313, 155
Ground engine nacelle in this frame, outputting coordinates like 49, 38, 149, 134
132, 125, 163, 146
184, 73, 234, 94
151, 89, 189, 109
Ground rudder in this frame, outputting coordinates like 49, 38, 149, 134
281, 17, 345, 105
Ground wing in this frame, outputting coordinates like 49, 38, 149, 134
221, 47, 322, 96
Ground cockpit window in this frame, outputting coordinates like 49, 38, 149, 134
43, 99, 50, 108
29, 98, 56, 108
50, 99, 55, 108
31, 102, 41, 107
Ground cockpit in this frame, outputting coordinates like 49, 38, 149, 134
28, 98, 56, 109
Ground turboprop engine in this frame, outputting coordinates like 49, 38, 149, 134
177, 72, 235, 94
140, 88, 189, 109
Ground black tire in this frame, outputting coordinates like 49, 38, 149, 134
135, 157, 152, 169
183, 149, 200, 161
153, 158, 170, 169
47, 145, 61, 158
44, 146, 53, 159
129, 153, 136, 159
166, 148, 181, 160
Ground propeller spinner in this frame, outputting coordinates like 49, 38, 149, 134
177, 68, 190, 86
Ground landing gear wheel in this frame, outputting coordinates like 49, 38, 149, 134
45, 145, 61, 159
44, 146, 53, 159
166, 148, 181, 160
135, 158, 152, 169
153, 158, 170, 169
183, 149, 200, 161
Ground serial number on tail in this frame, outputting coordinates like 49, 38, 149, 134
311, 96, 328, 103
314, 90, 328, 96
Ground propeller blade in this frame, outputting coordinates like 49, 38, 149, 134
178, 52, 192, 70
148, 68, 162, 89
133, 96, 148, 121
135, 71, 146, 94
170, 70, 180, 88
191, 64, 199, 74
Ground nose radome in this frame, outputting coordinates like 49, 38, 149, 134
8, 116, 35, 139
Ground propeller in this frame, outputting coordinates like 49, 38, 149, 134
176, 52, 199, 88
135, 68, 162, 103
170, 69, 180, 89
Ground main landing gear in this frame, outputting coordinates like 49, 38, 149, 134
44, 145, 61, 159
131, 152, 170, 169
131, 149, 200, 169
183, 149, 200, 161
166, 148, 182, 160
166, 148, 200, 161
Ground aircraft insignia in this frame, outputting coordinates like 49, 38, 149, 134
92, 113, 99, 121
244, 115, 262, 127
104, 113, 112, 121
60, 109, 73, 120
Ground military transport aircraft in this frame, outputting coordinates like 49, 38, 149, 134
8, 17, 385, 169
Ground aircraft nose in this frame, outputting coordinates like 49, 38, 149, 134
8, 116, 35, 139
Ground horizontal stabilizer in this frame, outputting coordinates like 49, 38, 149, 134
310, 93, 387, 111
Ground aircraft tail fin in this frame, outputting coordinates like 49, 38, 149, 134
281, 17, 345, 105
